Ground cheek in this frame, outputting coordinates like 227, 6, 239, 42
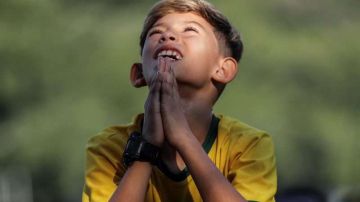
141, 45, 152, 63
191, 37, 219, 57
185, 38, 219, 77
140, 43, 156, 84
142, 37, 158, 60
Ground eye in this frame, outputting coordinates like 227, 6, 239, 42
148, 29, 162, 37
184, 26, 198, 33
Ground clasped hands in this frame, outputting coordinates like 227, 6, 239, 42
142, 57, 192, 149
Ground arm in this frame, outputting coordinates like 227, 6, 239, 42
110, 60, 165, 202
158, 60, 247, 202
82, 130, 154, 202
178, 132, 277, 202
176, 132, 247, 202
109, 162, 152, 202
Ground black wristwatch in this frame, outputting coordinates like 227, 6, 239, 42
122, 131, 160, 167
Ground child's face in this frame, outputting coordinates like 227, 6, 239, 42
141, 12, 223, 88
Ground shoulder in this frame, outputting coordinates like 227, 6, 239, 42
87, 126, 128, 153
83, 114, 144, 200
216, 114, 275, 156
86, 114, 143, 165
217, 114, 270, 141
216, 115, 277, 202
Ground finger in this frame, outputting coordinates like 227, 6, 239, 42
158, 57, 166, 73
149, 71, 160, 91
148, 71, 156, 88
162, 59, 173, 84
164, 58, 171, 73
166, 65, 175, 95
169, 64, 176, 86
152, 72, 161, 105
148, 62, 160, 88
146, 72, 161, 113
160, 77, 174, 103
168, 64, 181, 100
159, 58, 177, 101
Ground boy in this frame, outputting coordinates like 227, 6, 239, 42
82, 0, 277, 202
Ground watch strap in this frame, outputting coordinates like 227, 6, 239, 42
123, 132, 160, 167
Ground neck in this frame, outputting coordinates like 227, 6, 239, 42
178, 85, 215, 142
181, 102, 212, 142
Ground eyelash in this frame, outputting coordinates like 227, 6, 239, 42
184, 26, 198, 33
148, 26, 198, 37
148, 29, 162, 36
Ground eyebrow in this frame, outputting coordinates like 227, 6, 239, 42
151, 22, 165, 28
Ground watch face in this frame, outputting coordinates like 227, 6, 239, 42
123, 132, 159, 167
124, 134, 141, 157
126, 140, 140, 155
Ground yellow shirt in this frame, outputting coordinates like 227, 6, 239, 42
82, 114, 277, 202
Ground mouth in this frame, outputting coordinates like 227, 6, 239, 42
154, 47, 183, 61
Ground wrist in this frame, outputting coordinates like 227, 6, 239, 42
169, 129, 194, 150
129, 161, 153, 171
123, 132, 161, 167
142, 134, 163, 147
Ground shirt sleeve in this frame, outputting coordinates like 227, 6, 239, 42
228, 133, 277, 202
82, 132, 127, 202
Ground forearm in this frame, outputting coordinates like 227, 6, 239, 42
109, 161, 152, 202
176, 134, 247, 202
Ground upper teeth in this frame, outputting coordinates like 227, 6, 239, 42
157, 50, 182, 60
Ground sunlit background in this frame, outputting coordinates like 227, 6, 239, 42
0, 0, 359, 201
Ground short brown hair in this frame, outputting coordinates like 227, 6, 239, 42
139, 0, 244, 62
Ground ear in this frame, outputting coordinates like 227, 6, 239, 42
130, 63, 147, 88
212, 57, 238, 84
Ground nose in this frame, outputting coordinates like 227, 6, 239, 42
159, 31, 176, 42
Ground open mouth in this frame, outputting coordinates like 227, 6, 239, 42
156, 49, 183, 61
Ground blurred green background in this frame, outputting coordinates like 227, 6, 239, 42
0, 0, 359, 201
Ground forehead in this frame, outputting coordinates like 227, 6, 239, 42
152, 12, 214, 30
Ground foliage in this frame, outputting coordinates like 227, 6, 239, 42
0, 0, 359, 201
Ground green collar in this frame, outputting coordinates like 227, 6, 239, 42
157, 114, 220, 182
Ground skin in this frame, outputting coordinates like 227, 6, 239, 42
110, 12, 245, 202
